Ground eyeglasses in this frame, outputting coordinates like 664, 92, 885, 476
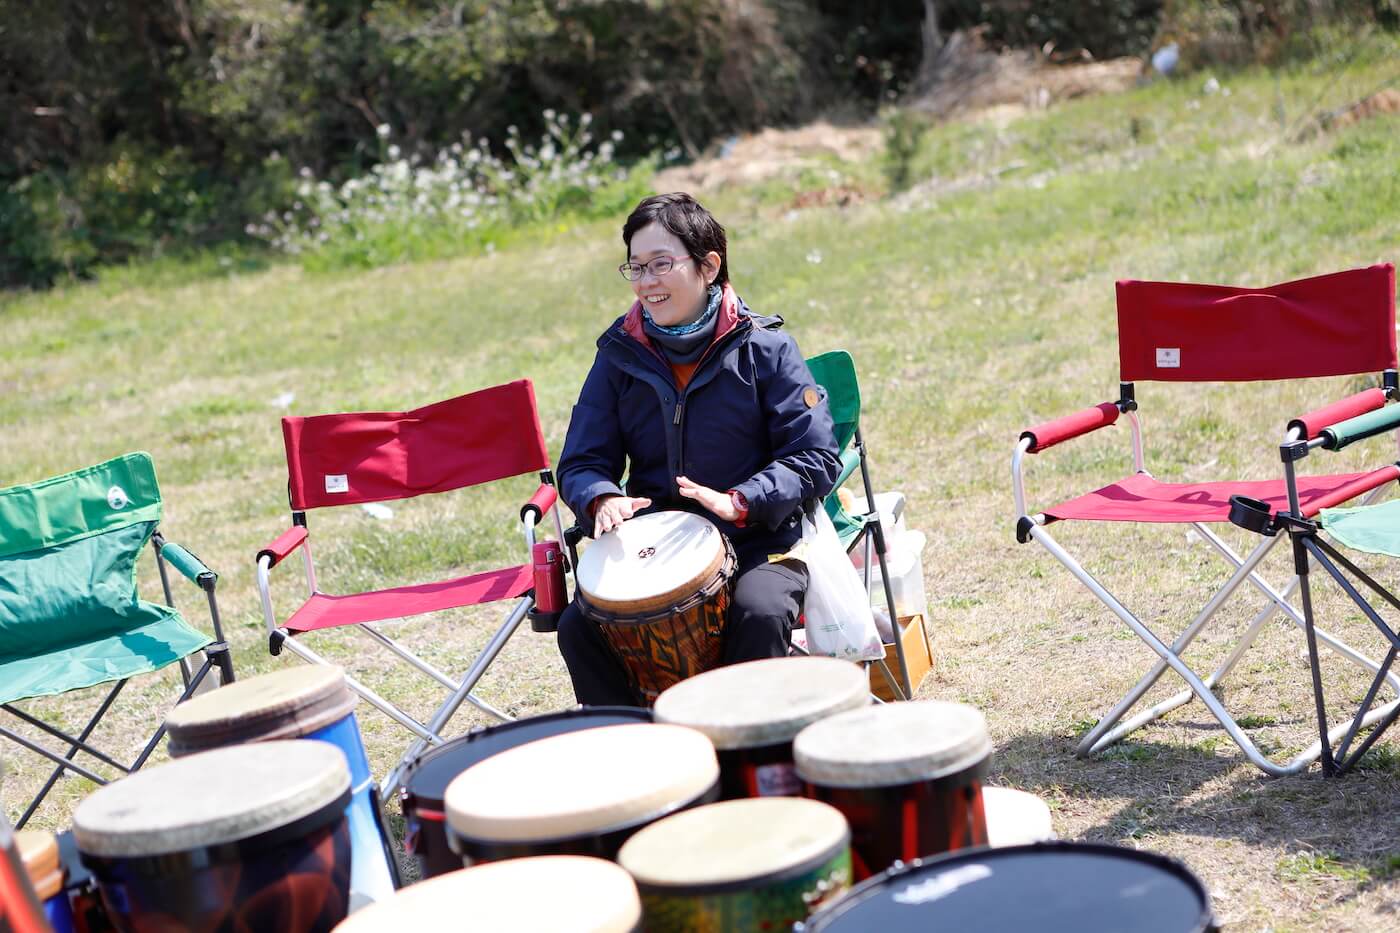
619, 255, 691, 281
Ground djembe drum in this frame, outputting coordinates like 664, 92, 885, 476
653, 656, 869, 799
74, 741, 353, 933
576, 511, 735, 704
794, 701, 992, 880
442, 723, 719, 867
617, 797, 852, 931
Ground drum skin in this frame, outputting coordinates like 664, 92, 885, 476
797, 842, 1219, 933
578, 514, 736, 704
84, 810, 352, 933
400, 708, 653, 880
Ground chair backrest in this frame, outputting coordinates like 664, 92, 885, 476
0, 452, 163, 659
806, 350, 860, 452
281, 380, 551, 512
1116, 263, 1396, 383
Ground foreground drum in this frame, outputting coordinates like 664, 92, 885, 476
577, 511, 735, 703
444, 723, 719, 866
332, 857, 641, 932
75, 741, 352, 933
164, 665, 398, 907
654, 656, 868, 799
795, 701, 991, 879
400, 706, 652, 879
618, 798, 851, 931
797, 842, 1219, 932
14, 830, 73, 933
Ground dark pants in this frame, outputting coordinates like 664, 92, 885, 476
558, 558, 809, 706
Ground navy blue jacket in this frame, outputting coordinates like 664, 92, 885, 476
558, 290, 841, 565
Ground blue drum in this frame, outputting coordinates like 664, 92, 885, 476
165, 665, 399, 908
797, 841, 1219, 933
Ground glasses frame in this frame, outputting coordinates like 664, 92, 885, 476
619, 255, 693, 281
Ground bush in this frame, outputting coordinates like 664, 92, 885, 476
249, 111, 655, 272
1160, 1, 1399, 67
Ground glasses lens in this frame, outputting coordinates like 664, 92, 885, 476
649, 257, 674, 276
619, 263, 641, 281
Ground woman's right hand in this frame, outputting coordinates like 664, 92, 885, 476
592, 494, 653, 536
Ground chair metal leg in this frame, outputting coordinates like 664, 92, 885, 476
358, 623, 511, 722
280, 637, 440, 744
382, 597, 533, 798
1029, 522, 1323, 776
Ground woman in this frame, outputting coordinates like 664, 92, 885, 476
556, 192, 841, 705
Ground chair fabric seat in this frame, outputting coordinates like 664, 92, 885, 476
1044, 466, 1400, 524
1321, 498, 1400, 558
0, 605, 210, 706
285, 564, 534, 635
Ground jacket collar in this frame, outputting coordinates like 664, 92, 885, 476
620, 282, 742, 352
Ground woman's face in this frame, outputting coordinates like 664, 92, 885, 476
627, 222, 719, 327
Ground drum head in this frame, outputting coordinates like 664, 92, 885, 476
618, 798, 848, 892
74, 741, 350, 858
654, 657, 869, 750
801, 842, 1216, 933
576, 511, 725, 614
444, 724, 718, 844
983, 787, 1055, 848
165, 665, 356, 754
404, 708, 653, 811
331, 857, 640, 932
794, 701, 992, 788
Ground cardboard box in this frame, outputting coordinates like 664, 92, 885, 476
869, 613, 933, 701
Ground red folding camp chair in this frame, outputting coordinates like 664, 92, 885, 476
255, 381, 567, 794
1013, 264, 1400, 776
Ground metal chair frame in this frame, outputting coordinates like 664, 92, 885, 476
1015, 393, 1400, 776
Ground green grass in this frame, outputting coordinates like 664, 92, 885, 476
5, 40, 1400, 930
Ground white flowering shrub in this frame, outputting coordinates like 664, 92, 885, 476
247, 111, 652, 270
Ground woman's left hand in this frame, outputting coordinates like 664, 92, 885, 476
676, 475, 740, 522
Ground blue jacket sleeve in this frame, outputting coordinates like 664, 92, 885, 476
557, 356, 626, 535
733, 335, 842, 530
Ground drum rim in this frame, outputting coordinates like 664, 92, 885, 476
793, 702, 994, 788
165, 666, 357, 754
400, 706, 654, 809
578, 538, 735, 624
797, 840, 1218, 933
444, 778, 720, 856
79, 787, 350, 877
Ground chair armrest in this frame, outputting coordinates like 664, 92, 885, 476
160, 541, 217, 586
1288, 388, 1388, 440
1019, 402, 1120, 454
257, 526, 308, 568
1319, 404, 1400, 451
520, 483, 559, 524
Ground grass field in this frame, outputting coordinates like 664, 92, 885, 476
4, 40, 1400, 929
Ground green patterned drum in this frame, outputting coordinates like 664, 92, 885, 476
617, 797, 851, 932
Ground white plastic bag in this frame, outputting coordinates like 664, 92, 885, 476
799, 507, 886, 662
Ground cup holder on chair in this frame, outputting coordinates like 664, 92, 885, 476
1228, 495, 1276, 536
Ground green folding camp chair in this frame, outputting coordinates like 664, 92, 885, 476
1228, 404, 1400, 775
806, 350, 932, 700
0, 452, 235, 826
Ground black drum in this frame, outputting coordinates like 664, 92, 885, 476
399, 707, 652, 879
797, 841, 1219, 933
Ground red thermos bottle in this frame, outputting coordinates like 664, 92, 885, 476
531, 540, 567, 631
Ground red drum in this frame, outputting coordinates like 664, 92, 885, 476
654, 657, 869, 800
399, 707, 652, 879
332, 857, 641, 932
794, 701, 991, 880
576, 512, 735, 704
74, 741, 352, 933
443, 724, 719, 867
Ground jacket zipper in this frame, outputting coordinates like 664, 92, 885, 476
672, 320, 750, 488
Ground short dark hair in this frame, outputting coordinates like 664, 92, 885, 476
622, 192, 729, 286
